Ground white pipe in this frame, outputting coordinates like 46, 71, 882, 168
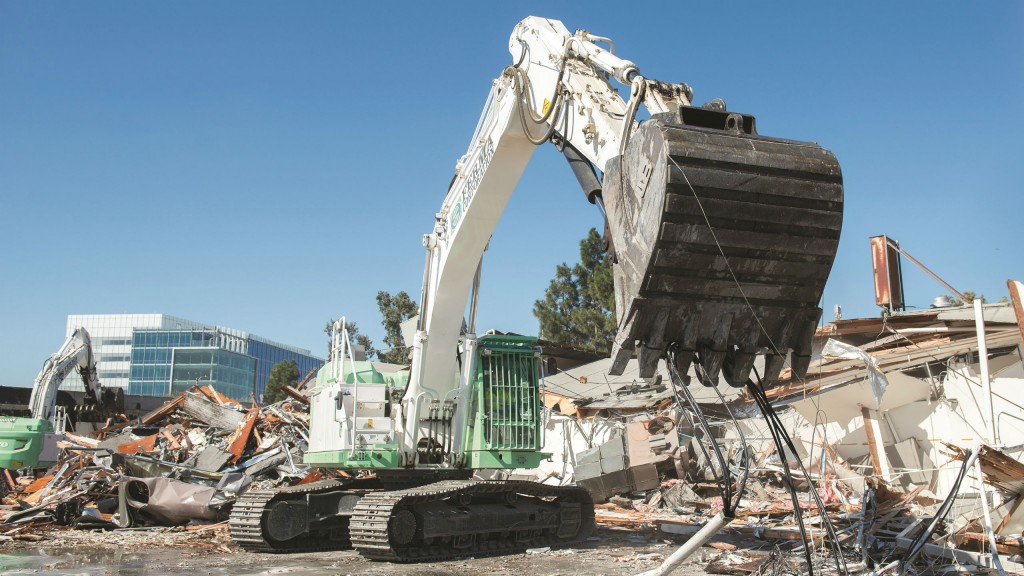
868, 560, 899, 575
889, 326, 1002, 334
975, 299, 995, 443
635, 512, 727, 576
975, 453, 1009, 575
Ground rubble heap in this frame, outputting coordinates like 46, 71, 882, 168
513, 301, 1024, 574
1, 385, 323, 541
3, 301, 1024, 575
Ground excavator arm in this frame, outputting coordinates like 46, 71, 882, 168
28, 327, 101, 422
400, 16, 842, 462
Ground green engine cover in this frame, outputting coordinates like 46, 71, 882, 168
0, 417, 54, 469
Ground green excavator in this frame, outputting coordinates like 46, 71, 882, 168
225, 15, 844, 561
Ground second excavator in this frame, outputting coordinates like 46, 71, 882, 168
230, 15, 843, 560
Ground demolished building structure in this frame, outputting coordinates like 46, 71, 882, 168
4, 293, 1024, 574
503, 298, 1024, 574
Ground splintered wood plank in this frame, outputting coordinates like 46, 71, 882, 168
116, 433, 159, 455
227, 408, 260, 464
23, 474, 54, 494
140, 393, 186, 426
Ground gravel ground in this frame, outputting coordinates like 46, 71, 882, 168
0, 526, 718, 575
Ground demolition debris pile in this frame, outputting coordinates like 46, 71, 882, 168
3, 300, 1024, 575
1, 385, 320, 542
517, 301, 1024, 574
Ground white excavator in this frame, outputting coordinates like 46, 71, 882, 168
0, 327, 104, 469
229, 16, 843, 559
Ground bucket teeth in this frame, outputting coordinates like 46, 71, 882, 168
762, 354, 787, 385
725, 350, 756, 388
637, 309, 669, 379
609, 308, 637, 376
672, 351, 694, 386
790, 353, 812, 382
638, 343, 663, 379
698, 349, 726, 387
603, 112, 842, 386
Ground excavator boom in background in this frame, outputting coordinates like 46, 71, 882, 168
0, 327, 105, 469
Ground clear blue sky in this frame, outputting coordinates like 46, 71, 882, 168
2, 2, 1021, 387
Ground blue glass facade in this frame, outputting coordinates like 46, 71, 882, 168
248, 339, 323, 399
127, 328, 323, 402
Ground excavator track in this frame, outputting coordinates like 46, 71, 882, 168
349, 480, 594, 562
230, 479, 354, 553
604, 108, 844, 384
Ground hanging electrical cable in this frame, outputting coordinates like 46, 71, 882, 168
746, 376, 818, 574
708, 369, 750, 515
666, 363, 716, 475
898, 447, 975, 574
667, 351, 736, 516
640, 351, 752, 576
746, 370, 849, 575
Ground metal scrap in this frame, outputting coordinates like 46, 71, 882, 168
1, 384, 322, 540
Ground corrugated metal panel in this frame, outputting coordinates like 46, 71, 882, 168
871, 235, 904, 310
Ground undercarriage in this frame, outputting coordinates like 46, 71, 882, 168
229, 476, 595, 562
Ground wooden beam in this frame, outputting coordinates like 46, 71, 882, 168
1009, 280, 1024, 345
295, 368, 318, 392
861, 406, 892, 480
281, 385, 310, 405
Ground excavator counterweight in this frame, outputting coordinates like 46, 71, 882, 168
604, 107, 843, 384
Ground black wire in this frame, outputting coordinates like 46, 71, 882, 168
666, 350, 751, 519
688, 358, 734, 512
669, 352, 734, 516
898, 448, 972, 574
746, 375, 816, 575
666, 363, 715, 476
709, 374, 750, 515
747, 371, 849, 575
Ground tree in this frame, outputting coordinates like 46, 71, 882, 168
376, 290, 419, 364
264, 359, 299, 404
533, 228, 616, 354
948, 290, 985, 306
948, 291, 1010, 306
323, 319, 377, 360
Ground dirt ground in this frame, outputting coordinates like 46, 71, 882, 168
0, 526, 718, 576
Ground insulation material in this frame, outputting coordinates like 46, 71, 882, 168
821, 338, 890, 407
119, 476, 221, 526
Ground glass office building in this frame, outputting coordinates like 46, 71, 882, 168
63, 314, 323, 403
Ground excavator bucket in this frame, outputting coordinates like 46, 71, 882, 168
603, 106, 843, 385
